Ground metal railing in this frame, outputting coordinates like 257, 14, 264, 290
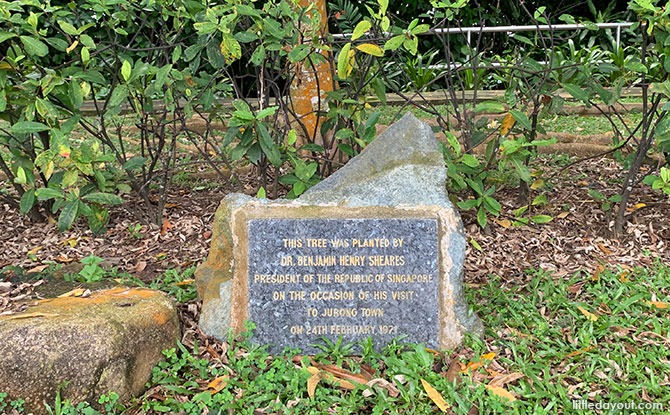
333, 22, 635, 50
431, 22, 634, 50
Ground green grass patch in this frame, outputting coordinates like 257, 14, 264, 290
2, 261, 667, 414
376, 103, 644, 139
540, 112, 643, 136
470, 260, 669, 413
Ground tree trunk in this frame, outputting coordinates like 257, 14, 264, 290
289, 0, 335, 152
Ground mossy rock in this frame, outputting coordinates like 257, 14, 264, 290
0, 287, 180, 414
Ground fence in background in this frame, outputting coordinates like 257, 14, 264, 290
431, 22, 634, 50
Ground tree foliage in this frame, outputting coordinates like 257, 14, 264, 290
0, 0, 230, 230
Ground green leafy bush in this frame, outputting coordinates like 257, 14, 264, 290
0, 0, 232, 231
558, 0, 670, 234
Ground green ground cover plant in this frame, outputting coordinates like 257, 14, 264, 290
2, 261, 667, 414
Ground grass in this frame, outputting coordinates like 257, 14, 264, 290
375, 101, 644, 138
472, 262, 669, 413
540, 112, 643, 136
2, 259, 668, 414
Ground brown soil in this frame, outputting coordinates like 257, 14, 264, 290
1, 152, 667, 291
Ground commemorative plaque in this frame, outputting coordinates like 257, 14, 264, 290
195, 113, 483, 354
247, 218, 439, 351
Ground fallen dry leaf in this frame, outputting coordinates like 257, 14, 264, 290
304, 365, 357, 396
488, 372, 524, 388
567, 281, 586, 295
61, 238, 78, 247
598, 302, 612, 315
306, 367, 321, 398
461, 352, 495, 373
393, 374, 407, 384
577, 306, 598, 321
645, 301, 669, 309
421, 379, 450, 412
462, 361, 484, 372
364, 378, 400, 397
359, 363, 376, 380
57, 288, 89, 298
330, 376, 356, 390
495, 219, 512, 229
161, 219, 173, 236
610, 326, 632, 337
54, 254, 75, 263
27, 264, 49, 274
314, 363, 370, 384
627, 203, 646, 212
591, 264, 605, 281
133, 261, 147, 273
207, 375, 229, 393
173, 279, 195, 287
444, 357, 463, 383
27, 245, 44, 255
481, 352, 496, 360
619, 271, 630, 282
486, 385, 516, 403
597, 243, 612, 256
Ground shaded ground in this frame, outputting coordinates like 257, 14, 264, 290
1, 152, 668, 304
463, 156, 669, 284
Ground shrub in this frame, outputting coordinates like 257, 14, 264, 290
0, 0, 232, 231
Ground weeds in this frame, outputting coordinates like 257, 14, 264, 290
57, 256, 198, 304
3, 261, 665, 414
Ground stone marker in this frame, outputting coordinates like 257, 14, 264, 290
196, 113, 482, 352
0, 287, 180, 414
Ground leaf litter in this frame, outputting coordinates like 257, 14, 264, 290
0, 153, 668, 412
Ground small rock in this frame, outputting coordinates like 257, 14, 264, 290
0, 286, 180, 414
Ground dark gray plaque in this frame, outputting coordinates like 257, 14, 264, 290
247, 218, 438, 352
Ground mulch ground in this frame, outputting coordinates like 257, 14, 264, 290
1, 153, 668, 317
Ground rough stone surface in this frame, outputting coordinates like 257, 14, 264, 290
0, 287, 180, 414
196, 112, 483, 351
196, 193, 250, 337
300, 112, 448, 207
